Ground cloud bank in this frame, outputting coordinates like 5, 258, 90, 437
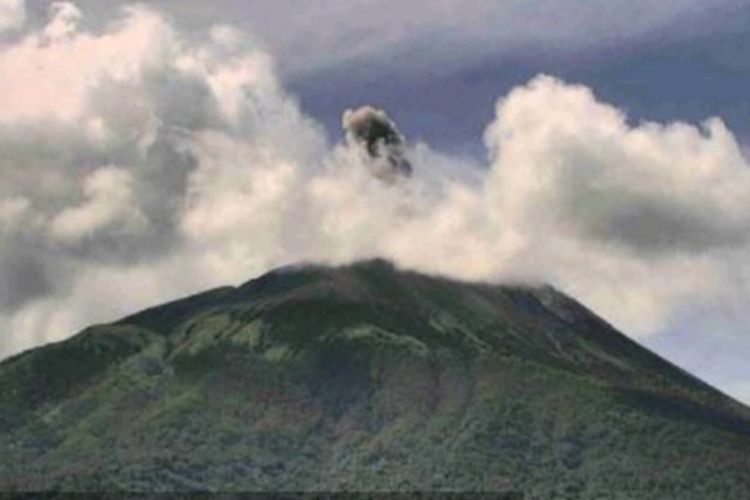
2, 2, 750, 359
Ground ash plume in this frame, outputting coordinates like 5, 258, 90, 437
342, 105, 412, 181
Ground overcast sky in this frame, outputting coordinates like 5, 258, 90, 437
2, 0, 750, 404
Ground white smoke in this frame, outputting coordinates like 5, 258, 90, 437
2, 3, 750, 360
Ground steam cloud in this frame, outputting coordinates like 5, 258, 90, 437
2, 2, 750, 363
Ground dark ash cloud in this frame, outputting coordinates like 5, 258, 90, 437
342, 105, 412, 181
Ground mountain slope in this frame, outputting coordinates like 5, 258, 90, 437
1, 259, 749, 496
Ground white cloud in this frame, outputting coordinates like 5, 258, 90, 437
43, 2, 81, 40
0, 0, 24, 33
478, 75, 750, 333
0, 2, 325, 356
0, 196, 29, 228
0, 3, 171, 124
174, 29, 277, 124
2, 2, 750, 378
179, 132, 304, 280
49, 166, 147, 244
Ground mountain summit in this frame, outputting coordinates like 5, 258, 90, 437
1, 259, 749, 496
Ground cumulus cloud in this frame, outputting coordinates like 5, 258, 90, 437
0, 4, 169, 124
49, 166, 147, 245
477, 76, 750, 332
2, 2, 750, 361
0, 0, 24, 33
0, 1, 326, 356
485, 77, 750, 255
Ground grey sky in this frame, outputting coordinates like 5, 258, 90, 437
22, 0, 750, 154
26, 0, 746, 74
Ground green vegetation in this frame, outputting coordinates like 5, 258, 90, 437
1, 259, 749, 497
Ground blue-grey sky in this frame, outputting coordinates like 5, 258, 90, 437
287, 2, 750, 155
2, 0, 750, 405
35, 0, 749, 153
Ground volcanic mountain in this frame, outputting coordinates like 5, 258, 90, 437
1, 259, 749, 496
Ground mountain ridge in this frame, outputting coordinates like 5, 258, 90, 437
1, 259, 749, 496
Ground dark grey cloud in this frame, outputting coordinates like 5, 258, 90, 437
586, 195, 750, 255
0, 245, 54, 312
558, 166, 750, 256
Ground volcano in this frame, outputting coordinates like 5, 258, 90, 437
1, 259, 749, 496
